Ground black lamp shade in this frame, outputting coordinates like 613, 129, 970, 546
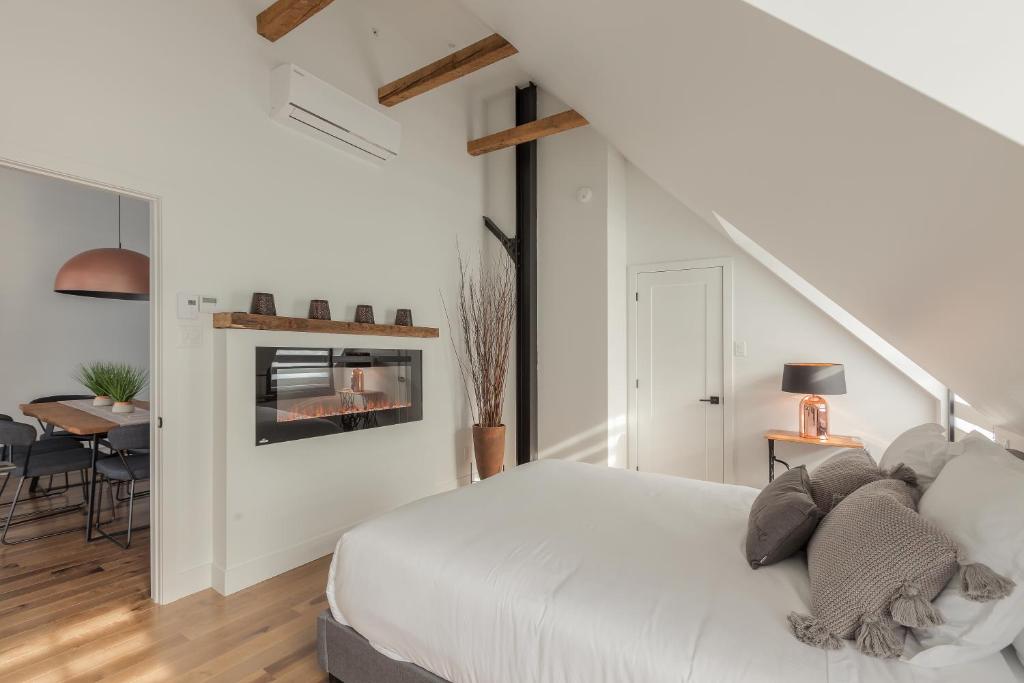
781, 363, 846, 395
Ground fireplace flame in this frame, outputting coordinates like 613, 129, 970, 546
276, 394, 412, 423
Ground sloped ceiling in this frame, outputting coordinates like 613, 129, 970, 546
744, 0, 1024, 147
459, 0, 1024, 434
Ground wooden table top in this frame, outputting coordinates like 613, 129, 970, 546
763, 429, 863, 449
19, 400, 150, 436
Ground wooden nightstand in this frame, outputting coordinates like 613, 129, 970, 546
763, 430, 863, 482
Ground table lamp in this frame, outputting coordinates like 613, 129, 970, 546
781, 363, 846, 439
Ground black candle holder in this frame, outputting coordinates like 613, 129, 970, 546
250, 292, 276, 316
395, 309, 413, 326
308, 299, 331, 320
354, 304, 375, 324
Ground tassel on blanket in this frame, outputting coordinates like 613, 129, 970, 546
890, 581, 943, 628
958, 558, 1016, 602
854, 612, 903, 659
788, 612, 841, 650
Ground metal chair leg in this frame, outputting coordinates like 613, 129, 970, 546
79, 469, 89, 506
92, 475, 148, 550
0, 478, 24, 544
125, 480, 135, 548
2, 476, 89, 545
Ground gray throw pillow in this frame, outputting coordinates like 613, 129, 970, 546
788, 477, 1013, 658
808, 448, 883, 514
746, 466, 821, 569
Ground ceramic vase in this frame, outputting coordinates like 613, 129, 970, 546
472, 424, 505, 479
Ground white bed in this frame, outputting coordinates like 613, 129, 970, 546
327, 459, 1022, 683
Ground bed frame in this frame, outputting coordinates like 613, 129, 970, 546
317, 610, 453, 683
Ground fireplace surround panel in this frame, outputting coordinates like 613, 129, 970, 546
255, 346, 422, 445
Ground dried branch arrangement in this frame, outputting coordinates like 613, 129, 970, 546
443, 246, 516, 428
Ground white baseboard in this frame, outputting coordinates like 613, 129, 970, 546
160, 562, 213, 604
216, 525, 350, 596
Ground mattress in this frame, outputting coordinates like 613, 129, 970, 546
327, 459, 1022, 683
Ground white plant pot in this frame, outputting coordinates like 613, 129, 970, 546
93, 395, 113, 407
112, 401, 135, 414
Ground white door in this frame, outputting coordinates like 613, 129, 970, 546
636, 266, 725, 481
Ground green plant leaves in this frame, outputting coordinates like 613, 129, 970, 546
75, 362, 148, 402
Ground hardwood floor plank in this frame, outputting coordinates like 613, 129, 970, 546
0, 476, 329, 681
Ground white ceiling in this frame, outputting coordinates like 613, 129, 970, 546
743, 0, 1024, 146
458, 0, 1024, 434
249, 0, 529, 109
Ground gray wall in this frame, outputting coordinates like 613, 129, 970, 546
0, 165, 149, 421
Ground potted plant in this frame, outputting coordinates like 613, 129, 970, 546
443, 247, 515, 479
76, 362, 114, 406
104, 363, 149, 414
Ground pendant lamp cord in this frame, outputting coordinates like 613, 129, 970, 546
117, 195, 123, 249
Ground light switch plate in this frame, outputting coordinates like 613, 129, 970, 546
198, 295, 219, 313
733, 340, 748, 358
177, 292, 199, 320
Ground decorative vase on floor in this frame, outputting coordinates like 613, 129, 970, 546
93, 395, 113, 407
112, 401, 135, 414
472, 425, 505, 479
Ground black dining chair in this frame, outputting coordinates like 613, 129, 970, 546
89, 423, 149, 549
0, 420, 93, 545
0, 413, 11, 461
0, 415, 13, 497
25, 395, 94, 498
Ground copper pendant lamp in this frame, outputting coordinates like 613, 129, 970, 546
54, 195, 149, 300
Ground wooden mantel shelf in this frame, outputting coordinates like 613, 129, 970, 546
212, 312, 439, 338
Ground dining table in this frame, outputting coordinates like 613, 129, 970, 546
19, 399, 149, 541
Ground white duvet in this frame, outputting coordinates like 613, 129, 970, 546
328, 459, 1020, 683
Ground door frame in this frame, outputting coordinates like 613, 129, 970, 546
627, 257, 735, 483
0, 155, 165, 603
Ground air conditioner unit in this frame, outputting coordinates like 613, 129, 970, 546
270, 63, 400, 165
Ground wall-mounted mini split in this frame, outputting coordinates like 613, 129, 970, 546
577, 187, 593, 203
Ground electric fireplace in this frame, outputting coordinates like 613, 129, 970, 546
255, 346, 422, 445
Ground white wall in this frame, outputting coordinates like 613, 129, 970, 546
460, 0, 1024, 438
482, 88, 626, 468
626, 165, 939, 487
0, 166, 149, 421
213, 330, 451, 594
605, 149, 628, 469
0, 0, 494, 602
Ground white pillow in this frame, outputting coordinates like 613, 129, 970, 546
879, 423, 950, 490
880, 426, 1008, 491
1016, 630, 1024, 668
958, 430, 1018, 459
907, 452, 1024, 666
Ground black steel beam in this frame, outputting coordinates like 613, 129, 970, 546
515, 83, 538, 465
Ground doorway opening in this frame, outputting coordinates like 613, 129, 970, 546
0, 159, 161, 604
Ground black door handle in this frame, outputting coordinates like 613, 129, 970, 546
699, 396, 721, 405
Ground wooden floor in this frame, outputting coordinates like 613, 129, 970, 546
0, 472, 329, 682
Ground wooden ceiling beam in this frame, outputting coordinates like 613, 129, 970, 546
379, 33, 518, 107
467, 110, 588, 156
257, 0, 334, 42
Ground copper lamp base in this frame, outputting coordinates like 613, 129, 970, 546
799, 394, 830, 440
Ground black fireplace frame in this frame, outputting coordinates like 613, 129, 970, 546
255, 346, 423, 446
